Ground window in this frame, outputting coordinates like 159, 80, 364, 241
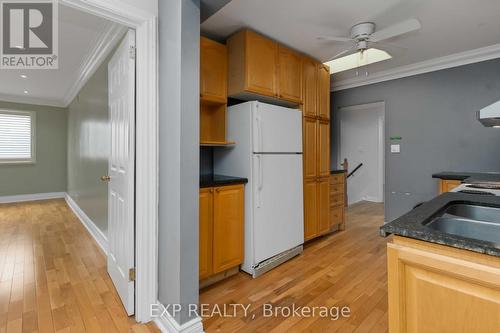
0, 110, 36, 164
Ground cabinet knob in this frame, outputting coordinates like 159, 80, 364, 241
215, 188, 221, 192
209, 188, 214, 193
100, 175, 111, 182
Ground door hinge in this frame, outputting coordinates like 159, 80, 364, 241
129, 268, 136, 281
129, 46, 136, 59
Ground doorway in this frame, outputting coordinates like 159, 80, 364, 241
0, 0, 157, 325
338, 102, 385, 205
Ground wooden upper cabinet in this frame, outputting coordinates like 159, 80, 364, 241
277, 45, 302, 103
228, 30, 278, 98
302, 57, 318, 117
318, 120, 330, 177
318, 64, 330, 120
212, 185, 244, 274
303, 178, 318, 241
303, 117, 317, 179
199, 188, 213, 279
200, 37, 227, 104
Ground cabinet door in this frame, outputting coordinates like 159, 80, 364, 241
213, 185, 244, 274
318, 120, 330, 177
318, 178, 330, 235
439, 179, 462, 194
318, 64, 330, 120
278, 45, 302, 103
200, 37, 227, 103
302, 57, 318, 117
388, 239, 500, 333
303, 117, 317, 179
246, 31, 278, 97
199, 188, 213, 279
303, 178, 318, 241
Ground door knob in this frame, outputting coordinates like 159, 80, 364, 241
100, 175, 111, 182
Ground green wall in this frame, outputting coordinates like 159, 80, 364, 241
67, 58, 110, 236
0, 101, 67, 196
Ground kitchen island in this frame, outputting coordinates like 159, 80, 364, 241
381, 192, 500, 332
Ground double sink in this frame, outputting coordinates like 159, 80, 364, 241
425, 203, 500, 245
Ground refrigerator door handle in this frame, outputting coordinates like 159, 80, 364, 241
256, 154, 263, 208
256, 114, 263, 153
258, 154, 263, 190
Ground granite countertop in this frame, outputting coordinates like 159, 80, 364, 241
200, 174, 248, 188
432, 171, 500, 182
380, 192, 500, 257
331, 169, 346, 175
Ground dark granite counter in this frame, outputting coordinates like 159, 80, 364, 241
432, 171, 500, 182
380, 192, 500, 257
330, 169, 346, 175
200, 174, 248, 188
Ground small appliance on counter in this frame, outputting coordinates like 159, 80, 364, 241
214, 101, 304, 278
452, 182, 500, 196
477, 99, 500, 127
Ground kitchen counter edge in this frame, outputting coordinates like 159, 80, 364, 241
380, 192, 500, 257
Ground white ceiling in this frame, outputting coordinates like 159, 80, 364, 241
202, 0, 500, 88
0, 5, 125, 107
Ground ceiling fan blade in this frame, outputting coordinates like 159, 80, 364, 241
370, 18, 421, 42
371, 40, 407, 50
328, 46, 357, 61
317, 36, 352, 43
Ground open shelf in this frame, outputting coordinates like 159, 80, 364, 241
200, 101, 228, 144
200, 141, 235, 147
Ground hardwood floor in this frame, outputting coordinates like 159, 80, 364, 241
200, 201, 389, 333
0, 198, 388, 332
0, 199, 159, 333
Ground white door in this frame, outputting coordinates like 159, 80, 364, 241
339, 102, 384, 205
252, 102, 302, 153
107, 29, 136, 316
252, 154, 304, 264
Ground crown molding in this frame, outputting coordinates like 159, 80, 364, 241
0, 23, 125, 108
62, 22, 127, 107
332, 43, 500, 91
0, 93, 65, 108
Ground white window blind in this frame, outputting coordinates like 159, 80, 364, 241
0, 111, 35, 163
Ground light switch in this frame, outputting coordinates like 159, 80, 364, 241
391, 144, 400, 153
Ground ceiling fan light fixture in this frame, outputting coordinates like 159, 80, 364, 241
324, 48, 392, 74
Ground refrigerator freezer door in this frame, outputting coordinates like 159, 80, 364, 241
252, 154, 304, 264
252, 102, 303, 153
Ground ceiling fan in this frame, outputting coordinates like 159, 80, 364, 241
319, 18, 421, 66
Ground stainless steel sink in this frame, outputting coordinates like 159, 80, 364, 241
426, 204, 500, 244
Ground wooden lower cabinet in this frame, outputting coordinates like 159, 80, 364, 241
388, 236, 500, 333
304, 177, 331, 241
212, 185, 244, 274
317, 177, 331, 235
304, 178, 318, 241
330, 173, 346, 230
438, 179, 462, 194
199, 184, 244, 281
199, 188, 214, 280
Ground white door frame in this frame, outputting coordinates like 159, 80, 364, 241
337, 101, 385, 203
61, 0, 158, 323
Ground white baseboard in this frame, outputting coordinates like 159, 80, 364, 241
154, 303, 204, 333
64, 193, 109, 255
0, 192, 65, 204
363, 196, 384, 203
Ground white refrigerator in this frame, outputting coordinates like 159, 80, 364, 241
214, 101, 304, 277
